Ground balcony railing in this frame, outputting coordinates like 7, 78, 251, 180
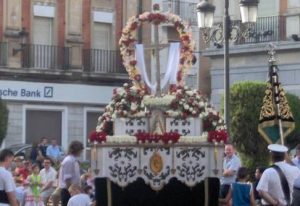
83, 49, 126, 74
162, 0, 197, 25
0, 42, 8, 66
22, 44, 70, 69
234, 15, 286, 45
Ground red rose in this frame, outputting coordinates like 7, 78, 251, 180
130, 22, 138, 30
130, 60, 137, 66
153, 3, 160, 11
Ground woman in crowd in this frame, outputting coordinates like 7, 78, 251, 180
219, 167, 256, 206
253, 166, 266, 206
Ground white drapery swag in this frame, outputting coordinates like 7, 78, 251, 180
161, 42, 180, 89
135, 43, 180, 93
136, 44, 156, 93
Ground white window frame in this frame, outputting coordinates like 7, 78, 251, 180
22, 105, 68, 149
83, 107, 103, 160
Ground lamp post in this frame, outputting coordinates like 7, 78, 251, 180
196, 0, 259, 136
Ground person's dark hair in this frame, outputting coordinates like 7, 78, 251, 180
31, 163, 40, 170
256, 166, 266, 174
0, 149, 14, 162
271, 151, 285, 162
43, 157, 52, 163
68, 141, 84, 155
32, 141, 39, 148
237, 167, 249, 180
83, 185, 93, 194
295, 144, 300, 151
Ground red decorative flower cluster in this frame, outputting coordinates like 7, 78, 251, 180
144, 13, 166, 25
207, 130, 228, 143
89, 130, 107, 143
135, 132, 180, 144
153, 3, 160, 11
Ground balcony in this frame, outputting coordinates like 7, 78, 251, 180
162, 0, 197, 26
234, 16, 286, 45
82, 49, 126, 74
21, 44, 70, 70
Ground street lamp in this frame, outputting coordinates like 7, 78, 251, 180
196, 0, 259, 136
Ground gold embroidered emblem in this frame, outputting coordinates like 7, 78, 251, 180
150, 151, 163, 175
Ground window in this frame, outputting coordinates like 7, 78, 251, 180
93, 22, 112, 49
33, 17, 53, 45
26, 110, 62, 145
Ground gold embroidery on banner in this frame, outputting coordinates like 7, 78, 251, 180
278, 86, 294, 120
259, 83, 276, 120
259, 83, 294, 121
150, 151, 163, 175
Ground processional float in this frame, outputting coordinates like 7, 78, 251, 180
90, 5, 226, 206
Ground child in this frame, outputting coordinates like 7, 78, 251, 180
67, 184, 91, 206
24, 164, 45, 206
219, 167, 256, 206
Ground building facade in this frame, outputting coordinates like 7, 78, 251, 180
0, 0, 132, 159
201, 0, 300, 109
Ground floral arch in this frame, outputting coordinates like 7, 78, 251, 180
90, 8, 227, 144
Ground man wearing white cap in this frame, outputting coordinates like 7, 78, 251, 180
257, 144, 300, 206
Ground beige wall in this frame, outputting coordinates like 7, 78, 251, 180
93, 0, 114, 10
5, 0, 22, 30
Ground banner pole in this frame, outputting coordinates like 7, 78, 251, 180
269, 61, 284, 145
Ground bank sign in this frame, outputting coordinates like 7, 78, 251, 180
0, 80, 115, 104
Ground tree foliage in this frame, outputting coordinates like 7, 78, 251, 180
222, 81, 300, 169
0, 100, 8, 146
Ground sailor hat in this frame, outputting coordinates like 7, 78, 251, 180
267, 144, 288, 153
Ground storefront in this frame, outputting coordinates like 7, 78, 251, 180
0, 80, 116, 160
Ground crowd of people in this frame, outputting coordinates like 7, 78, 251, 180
2, 137, 300, 206
219, 143, 300, 206
0, 138, 95, 206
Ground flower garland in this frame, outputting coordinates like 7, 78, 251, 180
143, 95, 175, 109
119, 9, 196, 90
89, 130, 107, 144
95, 83, 225, 138
96, 83, 149, 133
135, 132, 180, 144
88, 131, 227, 144
207, 130, 228, 143
166, 85, 225, 131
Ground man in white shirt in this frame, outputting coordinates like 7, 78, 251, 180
67, 184, 91, 206
0, 149, 19, 206
40, 157, 57, 205
58, 141, 83, 206
220, 143, 241, 198
257, 144, 300, 206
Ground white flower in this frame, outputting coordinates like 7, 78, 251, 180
186, 91, 193, 96
106, 135, 137, 144
178, 135, 206, 144
131, 102, 138, 111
